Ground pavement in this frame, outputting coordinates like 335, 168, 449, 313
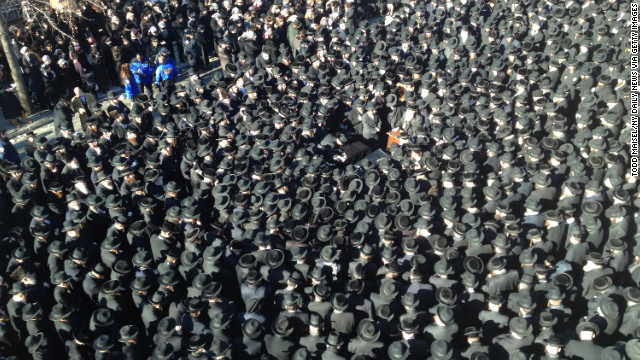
2, 56, 221, 156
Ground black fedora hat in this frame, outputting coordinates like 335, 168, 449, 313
93, 334, 116, 351
401, 292, 420, 309
25, 333, 44, 354
266, 249, 285, 268
12, 246, 31, 260
238, 253, 256, 269
434, 259, 453, 275
130, 277, 151, 292
431, 339, 453, 360
101, 279, 122, 294
201, 281, 223, 300
435, 287, 457, 306
242, 318, 263, 339
148, 291, 166, 305
552, 273, 574, 289
119, 325, 139, 343
626, 339, 640, 360
47, 241, 67, 255
49, 303, 75, 321
157, 317, 177, 337
487, 256, 508, 271
210, 338, 230, 357
538, 311, 558, 328
30, 205, 49, 218
192, 273, 213, 291
388, 340, 410, 360
132, 250, 153, 266
185, 297, 205, 314
21, 302, 43, 321
326, 331, 343, 347
331, 293, 349, 312
576, 321, 600, 336
312, 283, 331, 299
509, 317, 533, 337
357, 319, 381, 342
379, 279, 400, 300
305, 312, 322, 329
51, 270, 71, 285
271, 316, 294, 337
463, 255, 484, 274
320, 245, 340, 263
187, 334, 206, 352
92, 308, 116, 328
245, 269, 263, 286
282, 291, 302, 308
152, 343, 175, 360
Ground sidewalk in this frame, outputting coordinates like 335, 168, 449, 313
5, 59, 220, 156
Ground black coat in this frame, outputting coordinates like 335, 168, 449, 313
53, 100, 74, 132
264, 334, 296, 360
0, 89, 23, 119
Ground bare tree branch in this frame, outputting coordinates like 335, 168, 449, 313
9, 0, 109, 40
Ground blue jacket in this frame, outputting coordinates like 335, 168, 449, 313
155, 53, 177, 69
130, 59, 155, 85
156, 62, 177, 84
123, 77, 139, 99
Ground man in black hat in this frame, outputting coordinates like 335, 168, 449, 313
240, 269, 275, 313
7, 282, 31, 340
329, 293, 356, 336
563, 322, 603, 360
307, 283, 333, 321
424, 305, 458, 344
397, 316, 429, 358
264, 317, 297, 359
478, 294, 509, 341
492, 317, 535, 358
53, 95, 74, 136
98, 279, 134, 314
482, 256, 519, 296
183, 29, 202, 71
140, 291, 166, 337
150, 221, 179, 263
299, 312, 326, 356
233, 318, 264, 359
580, 253, 615, 297
619, 287, 640, 337
319, 331, 347, 360
82, 262, 109, 303
105, 90, 131, 116
118, 324, 147, 359
347, 318, 385, 358
66, 327, 92, 359
460, 326, 489, 359
26, 332, 55, 359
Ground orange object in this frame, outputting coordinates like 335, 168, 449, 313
387, 130, 403, 150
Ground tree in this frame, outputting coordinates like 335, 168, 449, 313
0, 0, 108, 116
19, 0, 108, 39
0, 8, 33, 115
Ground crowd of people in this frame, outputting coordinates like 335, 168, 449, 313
0, 0, 637, 359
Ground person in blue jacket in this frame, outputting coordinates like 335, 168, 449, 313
155, 54, 177, 95
130, 53, 154, 95
120, 63, 139, 99
154, 47, 177, 71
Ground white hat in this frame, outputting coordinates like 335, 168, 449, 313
20, 46, 29, 55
